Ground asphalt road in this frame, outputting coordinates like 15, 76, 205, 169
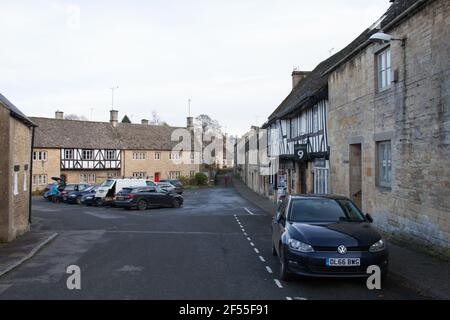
0, 186, 428, 300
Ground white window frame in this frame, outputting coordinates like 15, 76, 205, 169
65, 149, 74, 160
169, 171, 181, 179
133, 152, 146, 160
33, 151, 48, 161
154, 152, 161, 160
377, 140, 392, 188
105, 150, 116, 160
377, 47, 392, 91
82, 149, 94, 160
132, 172, 146, 179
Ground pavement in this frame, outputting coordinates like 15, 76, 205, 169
0, 186, 437, 300
232, 177, 450, 300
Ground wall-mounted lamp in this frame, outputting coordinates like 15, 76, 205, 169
369, 32, 406, 47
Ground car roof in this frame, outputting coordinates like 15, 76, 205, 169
288, 194, 350, 201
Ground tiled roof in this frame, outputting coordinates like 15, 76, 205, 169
0, 93, 36, 127
30, 117, 186, 150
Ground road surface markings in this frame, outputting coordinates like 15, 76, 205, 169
286, 297, 293, 301
247, 237, 251, 241
254, 248, 260, 254
265, 266, 273, 274
259, 256, 266, 262
274, 279, 283, 288
250, 242, 255, 247
244, 207, 255, 215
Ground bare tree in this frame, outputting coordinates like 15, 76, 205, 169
65, 114, 89, 121
195, 114, 222, 133
150, 110, 161, 125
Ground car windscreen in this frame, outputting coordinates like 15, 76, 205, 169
100, 180, 114, 187
289, 199, 365, 223
120, 188, 134, 194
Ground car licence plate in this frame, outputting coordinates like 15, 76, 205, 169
327, 258, 361, 267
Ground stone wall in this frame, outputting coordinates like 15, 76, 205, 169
328, 0, 450, 249
122, 150, 201, 180
31, 148, 60, 191
0, 106, 11, 242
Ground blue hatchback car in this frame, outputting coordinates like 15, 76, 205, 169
271, 195, 389, 280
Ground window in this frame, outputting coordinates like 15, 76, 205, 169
107, 172, 118, 178
169, 152, 181, 160
132, 172, 146, 179
133, 152, 146, 160
377, 141, 392, 188
33, 175, 47, 186
190, 171, 196, 177
154, 152, 161, 160
33, 151, 47, 161
105, 150, 117, 160
80, 173, 96, 184
169, 171, 181, 179
13, 172, 19, 195
312, 105, 319, 132
82, 149, 94, 160
64, 149, 74, 160
377, 47, 392, 91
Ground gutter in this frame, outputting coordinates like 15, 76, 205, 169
322, 0, 429, 76
28, 125, 36, 224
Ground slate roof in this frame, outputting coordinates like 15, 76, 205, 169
267, 28, 376, 124
0, 93, 36, 127
265, 0, 427, 125
30, 117, 186, 150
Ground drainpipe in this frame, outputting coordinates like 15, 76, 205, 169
28, 125, 35, 224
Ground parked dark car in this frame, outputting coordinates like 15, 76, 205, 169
271, 195, 389, 280
114, 186, 183, 210
158, 180, 183, 195
60, 184, 91, 202
65, 185, 98, 204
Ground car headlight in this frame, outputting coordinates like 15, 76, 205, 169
288, 239, 314, 253
369, 239, 386, 252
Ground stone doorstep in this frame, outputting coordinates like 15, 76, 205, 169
232, 178, 450, 300
0, 231, 58, 278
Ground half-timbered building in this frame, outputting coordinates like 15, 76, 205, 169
262, 32, 373, 199
30, 111, 201, 190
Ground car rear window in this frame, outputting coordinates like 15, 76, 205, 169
64, 185, 76, 191
289, 199, 365, 223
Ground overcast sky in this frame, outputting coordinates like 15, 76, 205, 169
0, 0, 390, 136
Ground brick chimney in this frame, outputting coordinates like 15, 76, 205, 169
292, 70, 310, 90
141, 119, 149, 125
110, 110, 118, 127
55, 111, 64, 120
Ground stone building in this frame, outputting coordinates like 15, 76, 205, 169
0, 93, 36, 242
30, 110, 201, 191
325, 0, 449, 249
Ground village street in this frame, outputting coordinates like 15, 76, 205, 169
0, 186, 428, 300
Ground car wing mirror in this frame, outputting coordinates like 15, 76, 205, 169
365, 213, 374, 223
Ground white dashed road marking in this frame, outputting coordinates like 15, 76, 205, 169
243, 207, 255, 215
254, 248, 260, 254
286, 297, 293, 301
259, 256, 266, 262
250, 242, 255, 247
265, 266, 273, 274
274, 279, 283, 288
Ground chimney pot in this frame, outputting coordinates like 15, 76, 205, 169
55, 111, 64, 120
292, 70, 310, 90
110, 110, 119, 127
141, 119, 149, 125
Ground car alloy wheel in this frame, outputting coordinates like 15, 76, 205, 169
137, 199, 147, 211
173, 199, 181, 208
96, 198, 104, 207
272, 244, 277, 256
279, 245, 291, 281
